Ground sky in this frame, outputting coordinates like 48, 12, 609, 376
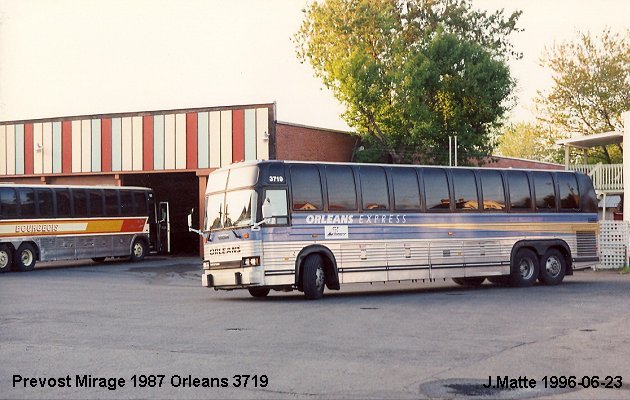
0, 0, 628, 131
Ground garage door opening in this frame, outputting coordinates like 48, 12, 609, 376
123, 173, 199, 255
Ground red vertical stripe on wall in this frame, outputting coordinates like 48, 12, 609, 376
101, 118, 112, 172
61, 121, 72, 173
232, 109, 245, 163
186, 112, 197, 169
24, 123, 34, 175
143, 115, 153, 170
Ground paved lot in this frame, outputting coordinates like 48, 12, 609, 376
1, 256, 629, 399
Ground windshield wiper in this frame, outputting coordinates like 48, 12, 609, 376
232, 230, 242, 239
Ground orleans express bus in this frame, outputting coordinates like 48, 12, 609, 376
0, 184, 158, 273
195, 161, 598, 299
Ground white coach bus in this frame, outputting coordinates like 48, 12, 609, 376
190, 161, 599, 299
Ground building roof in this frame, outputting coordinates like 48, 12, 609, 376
557, 131, 623, 149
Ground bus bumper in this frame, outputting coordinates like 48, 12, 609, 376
202, 268, 263, 288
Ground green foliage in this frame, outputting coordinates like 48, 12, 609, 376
535, 29, 630, 164
295, 0, 521, 164
497, 122, 565, 163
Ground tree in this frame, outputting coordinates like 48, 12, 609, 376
535, 29, 629, 164
497, 122, 565, 163
295, 0, 521, 164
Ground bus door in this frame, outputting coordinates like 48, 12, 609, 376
158, 202, 171, 254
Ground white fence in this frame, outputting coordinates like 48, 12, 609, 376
597, 220, 628, 269
568, 163, 623, 192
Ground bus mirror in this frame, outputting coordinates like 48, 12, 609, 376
188, 208, 203, 236
262, 198, 273, 220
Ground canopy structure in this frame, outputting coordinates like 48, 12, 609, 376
556, 112, 629, 220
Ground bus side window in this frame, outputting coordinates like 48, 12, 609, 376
133, 191, 148, 216
422, 168, 450, 211
325, 165, 357, 211
533, 172, 556, 211
120, 191, 133, 217
265, 189, 289, 225
391, 168, 421, 211
18, 188, 37, 218
557, 173, 580, 210
0, 187, 19, 218
104, 189, 120, 216
452, 169, 479, 211
36, 188, 54, 218
478, 170, 506, 211
72, 189, 88, 217
54, 188, 72, 217
290, 165, 323, 211
359, 166, 389, 211
88, 189, 105, 217
507, 171, 532, 211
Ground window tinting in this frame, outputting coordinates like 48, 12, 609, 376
557, 173, 580, 209
36, 189, 54, 217
290, 165, 323, 211
55, 189, 71, 217
133, 191, 147, 215
88, 189, 104, 216
120, 190, 133, 216
0, 188, 18, 218
18, 188, 37, 218
423, 168, 450, 211
534, 172, 556, 210
326, 166, 357, 211
507, 171, 532, 210
391, 168, 421, 211
479, 170, 505, 211
452, 170, 479, 210
72, 189, 88, 216
359, 167, 389, 211
227, 166, 259, 190
104, 190, 119, 216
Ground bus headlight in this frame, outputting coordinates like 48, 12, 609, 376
241, 256, 260, 267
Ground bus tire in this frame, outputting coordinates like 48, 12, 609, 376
302, 254, 325, 300
248, 287, 270, 298
14, 243, 37, 272
452, 277, 485, 287
510, 248, 539, 287
0, 244, 13, 273
130, 238, 147, 262
539, 249, 566, 285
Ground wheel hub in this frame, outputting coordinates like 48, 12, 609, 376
546, 257, 561, 277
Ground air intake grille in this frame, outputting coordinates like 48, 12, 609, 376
576, 231, 597, 257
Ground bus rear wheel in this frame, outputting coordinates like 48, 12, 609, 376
0, 244, 13, 273
130, 239, 147, 262
302, 254, 325, 300
539, 249, 566, 285
452, 277, 485, 287
248, 287, 270, 298
510, 248, 539, 287
14, 243, 37, 272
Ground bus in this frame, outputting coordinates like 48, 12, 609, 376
0, 184, 168, 273
190, 161, 599, 299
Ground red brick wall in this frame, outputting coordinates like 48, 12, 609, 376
276, 122, 357, 162
482, 156, 564, 170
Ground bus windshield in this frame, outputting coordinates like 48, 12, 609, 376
205, 189, 258, 231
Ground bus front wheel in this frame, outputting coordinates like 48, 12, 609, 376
14, 243, 37, 272
510, 248, 539, 287
0, 244, 13, 273
539, 249, 566, 285
302, 254, 325, 300
130, 239, 147, 262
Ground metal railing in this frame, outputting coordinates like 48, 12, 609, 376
568, 163, 623, 192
